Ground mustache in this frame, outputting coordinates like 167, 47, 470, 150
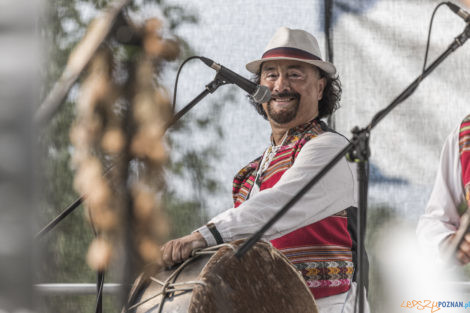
270, 92, 300, 100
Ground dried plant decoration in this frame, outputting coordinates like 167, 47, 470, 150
87, 237, 113, 271
70, 16, 179, 273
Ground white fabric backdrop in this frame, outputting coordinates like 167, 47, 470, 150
334, 0, 470, 221
159, 0, 469, 223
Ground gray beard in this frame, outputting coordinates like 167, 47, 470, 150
267, 99, 300, 124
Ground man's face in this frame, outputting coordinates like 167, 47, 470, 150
260, 60, 326, 128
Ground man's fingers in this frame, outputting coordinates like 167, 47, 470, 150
457, 235, 470, 264
461, 238, 470, 253
457, 250, 470, 265
161, 241, 174, 267
182, 244, 195, 260
457, 246, 470, 265
160, 232, 209, 267
171, 240, 182, 264
465, 233, 470, 243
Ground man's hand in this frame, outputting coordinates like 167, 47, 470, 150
456, 233, 470, 265
442, 233, 470, 265
161, 232, 207, 267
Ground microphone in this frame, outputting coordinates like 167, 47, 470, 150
446, 2, 470, 22
199, 56, 271, 104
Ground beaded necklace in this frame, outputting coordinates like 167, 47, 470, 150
254, 131, 289, 189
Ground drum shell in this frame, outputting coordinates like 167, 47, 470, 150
130, 254, 212, 313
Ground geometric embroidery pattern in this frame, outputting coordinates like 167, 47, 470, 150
459, 114, 470, 208
281, 245, 354, 292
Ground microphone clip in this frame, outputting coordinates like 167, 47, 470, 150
205, 73, 228, 94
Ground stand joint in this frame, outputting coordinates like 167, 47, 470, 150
205, 74, 227, 93
347, 126, 370, 164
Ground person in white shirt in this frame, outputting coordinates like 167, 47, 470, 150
417, 116, 470, 265
162, 26, 369, 313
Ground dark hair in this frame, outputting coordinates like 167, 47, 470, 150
248, 66, 342, 120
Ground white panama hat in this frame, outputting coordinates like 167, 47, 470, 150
246, 26, 336, 75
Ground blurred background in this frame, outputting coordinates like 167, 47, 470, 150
1, 0, 470, 312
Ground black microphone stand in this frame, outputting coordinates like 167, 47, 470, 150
165, 74, 228, 129
236, 22, 470, 313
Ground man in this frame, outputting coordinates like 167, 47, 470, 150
417, 115, 470, 265
162, 27, 367, 312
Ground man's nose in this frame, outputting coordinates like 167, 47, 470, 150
273, 75, 290, 93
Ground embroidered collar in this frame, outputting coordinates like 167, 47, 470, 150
289, 118, 322, 135
269, 118, 322, 147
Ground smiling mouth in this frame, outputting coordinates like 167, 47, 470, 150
272, 96, 296, 102
270, 92, 300, 103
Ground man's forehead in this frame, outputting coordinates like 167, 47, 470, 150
261, 60, 317, 72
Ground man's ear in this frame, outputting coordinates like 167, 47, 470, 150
317, 77, 326, 101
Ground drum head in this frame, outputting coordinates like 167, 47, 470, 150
128, 240, 318, 313
189, 240, 318, 313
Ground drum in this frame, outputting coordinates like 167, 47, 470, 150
126, 240, 318, 313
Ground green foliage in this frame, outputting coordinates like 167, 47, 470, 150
163, 194, 204, 238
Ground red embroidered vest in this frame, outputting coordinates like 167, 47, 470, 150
459, 115, 470, 208
232, 119, 357, 299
